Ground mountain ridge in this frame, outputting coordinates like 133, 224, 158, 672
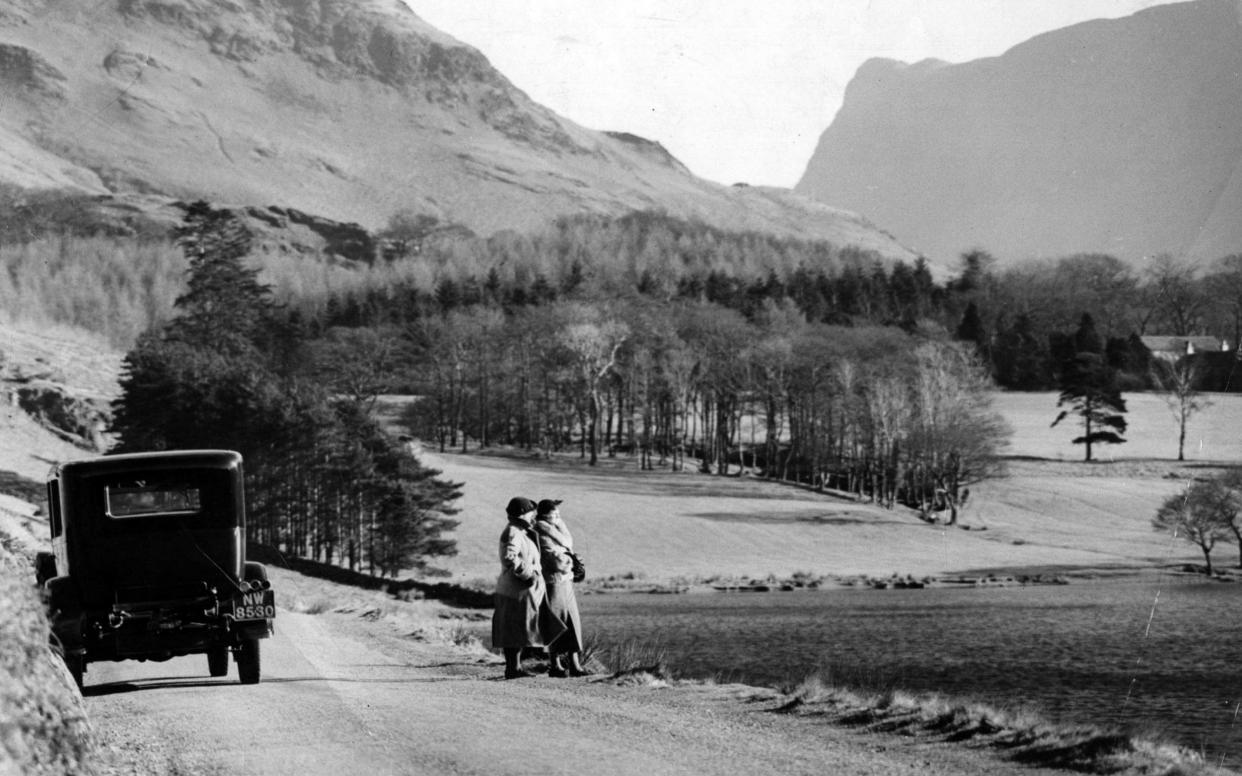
0, 0, 920, 265
797, 0, 1242, 266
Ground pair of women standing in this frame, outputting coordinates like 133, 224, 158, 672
491, 496, 588, 679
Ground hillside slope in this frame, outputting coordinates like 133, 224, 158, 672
0, 322, 120, 482
0, 0, 917, 263
796, 0, 1242, 266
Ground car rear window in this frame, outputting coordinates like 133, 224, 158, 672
106, 481, 203, 518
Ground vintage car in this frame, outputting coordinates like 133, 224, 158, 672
35, 450, 275, 687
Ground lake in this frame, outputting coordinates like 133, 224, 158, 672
577, 577, 1242, 766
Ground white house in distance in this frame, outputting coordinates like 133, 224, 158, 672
1140, 335, 1231, 362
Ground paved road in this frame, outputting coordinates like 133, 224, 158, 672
85, 611, 504, 775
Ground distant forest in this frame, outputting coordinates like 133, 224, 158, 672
4, 193, 1240, 394
5, 192, 1242, 549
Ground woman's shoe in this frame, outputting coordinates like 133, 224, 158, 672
547, 666, 568, 678
504, 668, 534, 679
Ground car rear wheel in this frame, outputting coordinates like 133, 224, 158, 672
34, 552, 56, 587
64, 653, 84, 689
237, 638, 260, 684
207, 645, 229, 677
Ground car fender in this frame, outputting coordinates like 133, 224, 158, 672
243, 561, 269, 585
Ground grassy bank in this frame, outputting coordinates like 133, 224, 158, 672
777, 675, 1232, 776
0, 537, 94, 775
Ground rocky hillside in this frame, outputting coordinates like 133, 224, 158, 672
796, 0, 1242, 266
0, 323, 119, 484
0, 0, 918, 264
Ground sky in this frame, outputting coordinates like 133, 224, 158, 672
403, 0, 1175, 187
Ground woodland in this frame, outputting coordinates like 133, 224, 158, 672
5, 190, 1242, 573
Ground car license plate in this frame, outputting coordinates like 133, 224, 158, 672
232, 590, 276, 620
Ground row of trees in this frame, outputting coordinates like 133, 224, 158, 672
379, 299, 1009, 524
301, 219, 1242, 396
110, 203, 462, 577
950, 251, 1242, 391
0, 236, 184, 347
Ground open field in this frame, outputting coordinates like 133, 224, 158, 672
993, 391, 1242, 462
419, 391, 1242, 587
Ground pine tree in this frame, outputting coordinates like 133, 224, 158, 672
168, 201, 272, 356
1051, 314, 1127, 461
955, 302, 987, 357
111, 201, 461, 575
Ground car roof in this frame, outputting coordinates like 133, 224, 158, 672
50, 450, 242, 480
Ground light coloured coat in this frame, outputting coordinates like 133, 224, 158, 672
535, 515, 575, 582
495, 522, 546, 602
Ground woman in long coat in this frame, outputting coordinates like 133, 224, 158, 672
534, 498, 589, 677
492, 496, 562, 679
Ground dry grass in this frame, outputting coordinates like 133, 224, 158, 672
593, 635, 670, 677
780, 674, 1232, 776
0, 537, 94, 776
265, 566, 493, 657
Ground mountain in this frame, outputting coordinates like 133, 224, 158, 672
796, 0, 1242, 267
0, 0, 917, 264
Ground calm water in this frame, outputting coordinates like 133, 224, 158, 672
576, 579, 1242, 764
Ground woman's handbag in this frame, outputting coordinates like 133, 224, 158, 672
570, 552, 586, 583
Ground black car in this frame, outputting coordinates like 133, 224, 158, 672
36, 450, 275, 687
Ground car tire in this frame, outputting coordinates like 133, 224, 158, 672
207, 645, 229, 677
64, 653, 84, 689
237, 638, 260, 685
34, 552, 56, 587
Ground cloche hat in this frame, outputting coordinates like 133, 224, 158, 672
536, 498, 563, 515
506, 496, 537, 516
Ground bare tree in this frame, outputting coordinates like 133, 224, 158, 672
1216, 468, 1242, 569
1207, 254, 1242, 351
311, 326, 402, 410
403, 315, 468, 452
1150, 358, 1212, 461
1051, 254, 1139, 334
907, 341, 1009, 525
660, 341, 697, 472
1145, 254, 1207, 336
1153, 478, 1235, 576
555, 304, 628, 466
744, 332, 796, 479
865, 374, 911, 508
